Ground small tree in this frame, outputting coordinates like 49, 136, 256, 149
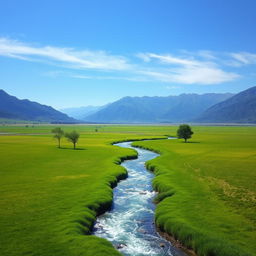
52, 127, 64, 148
65, 130, 80, 149
177, 124, 193, 143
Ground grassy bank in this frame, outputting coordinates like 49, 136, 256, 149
133, 126, 256, 256
1, 125, 255, 256
0, 125, 168, 256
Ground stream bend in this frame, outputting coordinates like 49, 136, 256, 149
93, 140, 187, 256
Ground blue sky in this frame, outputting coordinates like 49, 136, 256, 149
0, 0, 256, 109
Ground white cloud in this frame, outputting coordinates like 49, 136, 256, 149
0, 37, 249, 85
139, 67, 239, 85
197, 50, 217, 60
71, 74, 149, 82
0, 37, 130, 71
137, 52, 200, 66
137, 53, 239, 84
230, 52, 256, 65
165, 85, 180, 89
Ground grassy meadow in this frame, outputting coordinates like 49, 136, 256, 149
0, 125, 168, 256
0, 125, 255, 256
133, 126, 256, 256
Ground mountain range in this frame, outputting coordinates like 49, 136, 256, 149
196, 86, 256, 123
1, 86, 255, 124
0, 89, 74, 122
83, 93, 233, 123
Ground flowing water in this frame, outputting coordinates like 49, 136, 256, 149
93, 141, 187, 256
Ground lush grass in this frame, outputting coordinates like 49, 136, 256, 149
0, 123, 174, 134
133, 126, 256, 256
0, 125, 168, 256
1, 125, 255, 256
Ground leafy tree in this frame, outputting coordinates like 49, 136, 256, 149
65, 130, 80, 149
52, 127, 64, 148
177, 124, 194, 143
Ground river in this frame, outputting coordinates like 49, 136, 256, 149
93, 140, 187, 256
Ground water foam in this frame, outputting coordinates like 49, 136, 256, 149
93, 141, 187, 256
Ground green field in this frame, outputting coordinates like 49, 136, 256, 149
0, 125, 255, 256
133, 126, 256, 256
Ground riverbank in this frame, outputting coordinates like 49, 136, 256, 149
132, 141, 197, 256
1, 125, 255, 256
0, 125, 174, 256
132, 126, 256, 256
94, 141, 188, 256
157, 228, 196, 256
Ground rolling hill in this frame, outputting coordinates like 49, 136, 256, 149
0, 89, 75, 122
84, 93, 233, 123
196, 86, 256, 123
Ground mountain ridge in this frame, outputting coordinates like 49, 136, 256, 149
0, 89, 75, 122
84, 93, 234, 123
196, 86, 256, 123
2, 87, 255, 124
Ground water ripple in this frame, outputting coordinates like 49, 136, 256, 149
93, 141, 187, 256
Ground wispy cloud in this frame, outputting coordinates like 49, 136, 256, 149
1, 37, 253, 85
197, 50, 217, 60
230, 52, 256, 65
139, 68, 239, 84
43, 70, 149, 82
70, 74, 148, 82
0, 38, 131, 71
137, 53, 239, 84
137, 52, 200, 66
165, 85, 180, 89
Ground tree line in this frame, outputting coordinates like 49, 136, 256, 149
52, 127, 80, 149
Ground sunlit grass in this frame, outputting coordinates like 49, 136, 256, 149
0, 125, 255, 256
133, 126, 256, 256
0, 125, 168, 256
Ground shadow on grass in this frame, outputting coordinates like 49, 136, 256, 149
58, 147, 86, 150
182, 141, 200, 143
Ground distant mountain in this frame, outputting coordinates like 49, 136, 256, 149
196, 86, 256, 123
60, 105, 105, 120
84, 93, 233, 123
0, 89, 75, 122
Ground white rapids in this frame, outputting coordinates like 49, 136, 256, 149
93, 141, 187, 256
